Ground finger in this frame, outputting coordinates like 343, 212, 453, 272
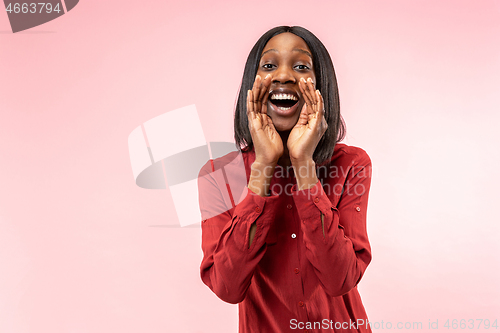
295, 103, 309, 126
247, 90, 255, 131
251, 75, 261, 93
300, 78, 314, 109
306, 78, 318, 106
261, 93, 269, 118
261, 94, 268, 125
251, 75, 262, 112
304, 78, 317, 108
298, 79, 309, 105
247, 90, 252, 112
316, 90, 324, 118
261, 76, 270, 114
298, 78, 306, 100
247, 90, 255, 116
247, 90, 252, 116
257, 74, 271, 102
261, 92, 269, 112
315, 90, 328, 134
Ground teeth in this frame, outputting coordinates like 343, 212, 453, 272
278, 106, 292, 111
270, 93, 298, 101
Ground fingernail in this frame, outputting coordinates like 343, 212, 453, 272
265, 74, 270, 79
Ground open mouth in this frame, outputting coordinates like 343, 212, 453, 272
269, 91, 299, 111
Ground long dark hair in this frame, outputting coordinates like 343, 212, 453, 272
234, 26, 346, 165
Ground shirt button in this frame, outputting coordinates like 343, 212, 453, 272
291, 233, 296, 239
294, 268, 299, 274
287, 204, 293, 209
355, 206, 361, 212
298, 301, 304, 307
314, 197, 320, 203
255, 207, 261, 213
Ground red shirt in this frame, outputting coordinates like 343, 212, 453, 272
199, 143, 373, 333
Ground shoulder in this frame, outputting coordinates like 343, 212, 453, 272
330, 143, 371, 168
198, 148, 252, 177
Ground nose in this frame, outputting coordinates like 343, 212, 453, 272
272, 66, 296, 85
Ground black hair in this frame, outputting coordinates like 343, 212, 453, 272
234, 26, 346, 165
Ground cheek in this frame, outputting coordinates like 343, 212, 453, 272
309, 71, 317, 87
254, 69, 265, 81
298, 99, 305, 109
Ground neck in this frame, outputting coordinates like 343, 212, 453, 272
278, 130, 291, 167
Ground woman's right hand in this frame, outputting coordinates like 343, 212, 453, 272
247, 74, 283, 166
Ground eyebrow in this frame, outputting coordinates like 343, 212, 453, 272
261, 48, 312, 59
293, 48, 312, 58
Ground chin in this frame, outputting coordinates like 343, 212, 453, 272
270, 115, 300, 132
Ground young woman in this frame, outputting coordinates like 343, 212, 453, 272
199, 26, 373, 332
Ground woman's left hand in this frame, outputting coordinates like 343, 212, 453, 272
287, 77, 328, 164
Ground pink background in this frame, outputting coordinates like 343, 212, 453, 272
1, 0, 499, 332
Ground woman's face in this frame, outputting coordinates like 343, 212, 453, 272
256, 32, 316, 132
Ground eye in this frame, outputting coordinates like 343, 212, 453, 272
295, 64, 310, 71
262, 63, 275, 70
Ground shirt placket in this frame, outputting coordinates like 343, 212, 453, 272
285, 189, 311, 328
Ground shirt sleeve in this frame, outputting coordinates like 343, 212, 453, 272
291, 150, 372, 297
198, 162, 280, 304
